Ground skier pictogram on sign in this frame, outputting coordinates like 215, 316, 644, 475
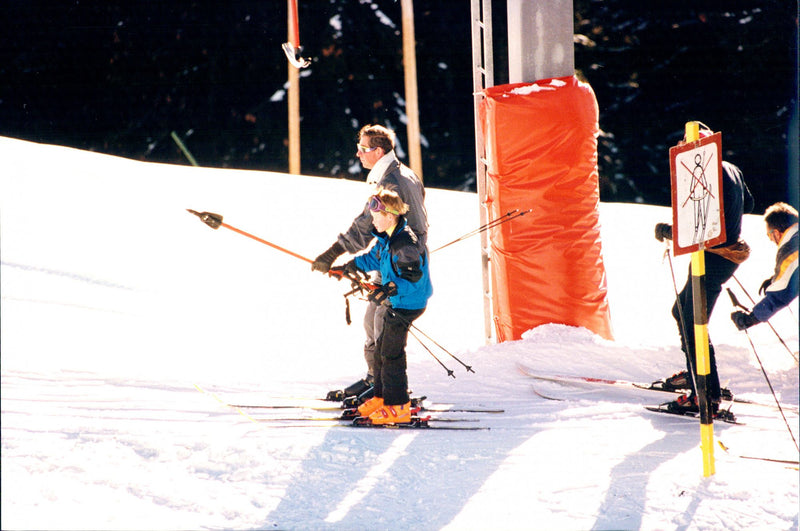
669, 132, 726, 256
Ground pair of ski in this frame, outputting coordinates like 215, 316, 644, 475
521, 366, 800, 466
517, 365, 775, 426
253, 416, 485, 431
228, 398, 501, 430
642, 404, 742, 425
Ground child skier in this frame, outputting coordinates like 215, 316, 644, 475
331, 187, 432, 424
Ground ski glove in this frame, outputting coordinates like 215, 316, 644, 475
368, 282, 397, 306
758, 277, 772, 296
654, 223, 673, 242
731, 310, 759, 331
329, 260, 360, 278
312, 241, 345, 273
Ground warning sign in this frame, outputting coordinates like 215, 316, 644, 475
669, 132, 726, 255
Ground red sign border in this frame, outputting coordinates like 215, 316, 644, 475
668, 132, 726, 256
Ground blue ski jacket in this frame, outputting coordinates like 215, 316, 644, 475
354, 217, 432, 310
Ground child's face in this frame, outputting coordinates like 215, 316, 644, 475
370, 210, 395, 233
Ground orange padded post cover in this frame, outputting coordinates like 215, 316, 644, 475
479, 76, 613, 341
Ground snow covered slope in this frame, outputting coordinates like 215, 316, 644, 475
1, 137, 797, 530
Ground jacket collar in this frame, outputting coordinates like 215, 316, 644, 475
366, 151, 400, 186
779, 223, 798, 246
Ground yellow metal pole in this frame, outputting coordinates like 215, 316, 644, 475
686, 120, 715, 477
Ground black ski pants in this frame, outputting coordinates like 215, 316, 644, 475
671, 252, 739, 402
373, 307, 425, 406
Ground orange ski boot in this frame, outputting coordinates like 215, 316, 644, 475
357, 397, 384, 417
367, 402, 412, 425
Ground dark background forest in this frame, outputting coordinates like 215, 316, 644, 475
2, 1, 797, 212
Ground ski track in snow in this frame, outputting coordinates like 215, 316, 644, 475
1, 137, 798, 530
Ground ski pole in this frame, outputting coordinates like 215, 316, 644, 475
388, 307, 474, 373
336, 270, 381, 326
727, 289, 799, 453
187, 209, 314, 264
408, 328, 455, 378
730, 274, 798, 363
726, 288, 753, 316
431, 209, 531, 253
663, 246, 700, 394
408, 320, 474, 373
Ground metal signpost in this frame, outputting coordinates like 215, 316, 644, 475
669, 121, 726, 476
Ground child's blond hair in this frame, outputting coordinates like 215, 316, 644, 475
375, 187, 409, 216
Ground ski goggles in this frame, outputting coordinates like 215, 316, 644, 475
357, 143, 379, 153
368, 195, 400, 215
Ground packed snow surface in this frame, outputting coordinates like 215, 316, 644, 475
1, 137, 798, 530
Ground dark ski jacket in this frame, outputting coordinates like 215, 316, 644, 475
712, 161, 754, 249
336, 152, 427, 254
354, 217, 432, 310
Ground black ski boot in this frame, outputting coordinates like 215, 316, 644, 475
325, 377, 373, 402
342, 385, 375, 408
654, 371, 692, 392
713, 403, 737, 422
654, 370, 734, 401
664, 393, 699, 414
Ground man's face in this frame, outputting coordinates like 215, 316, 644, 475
356, 135, 383, 170
766, 224, 781, 245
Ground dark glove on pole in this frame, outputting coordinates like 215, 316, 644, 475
311, 241, 345, 273
654, 223, 673, 242
367, 282, 397, 306
758, 278, 772, 296
329, 260, 360, 278
731, 310, 759, 331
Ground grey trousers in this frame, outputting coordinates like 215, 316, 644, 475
363, 301, 386, 380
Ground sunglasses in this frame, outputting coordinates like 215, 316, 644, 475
368, 195, 400, 215
357, 143, 379, 153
